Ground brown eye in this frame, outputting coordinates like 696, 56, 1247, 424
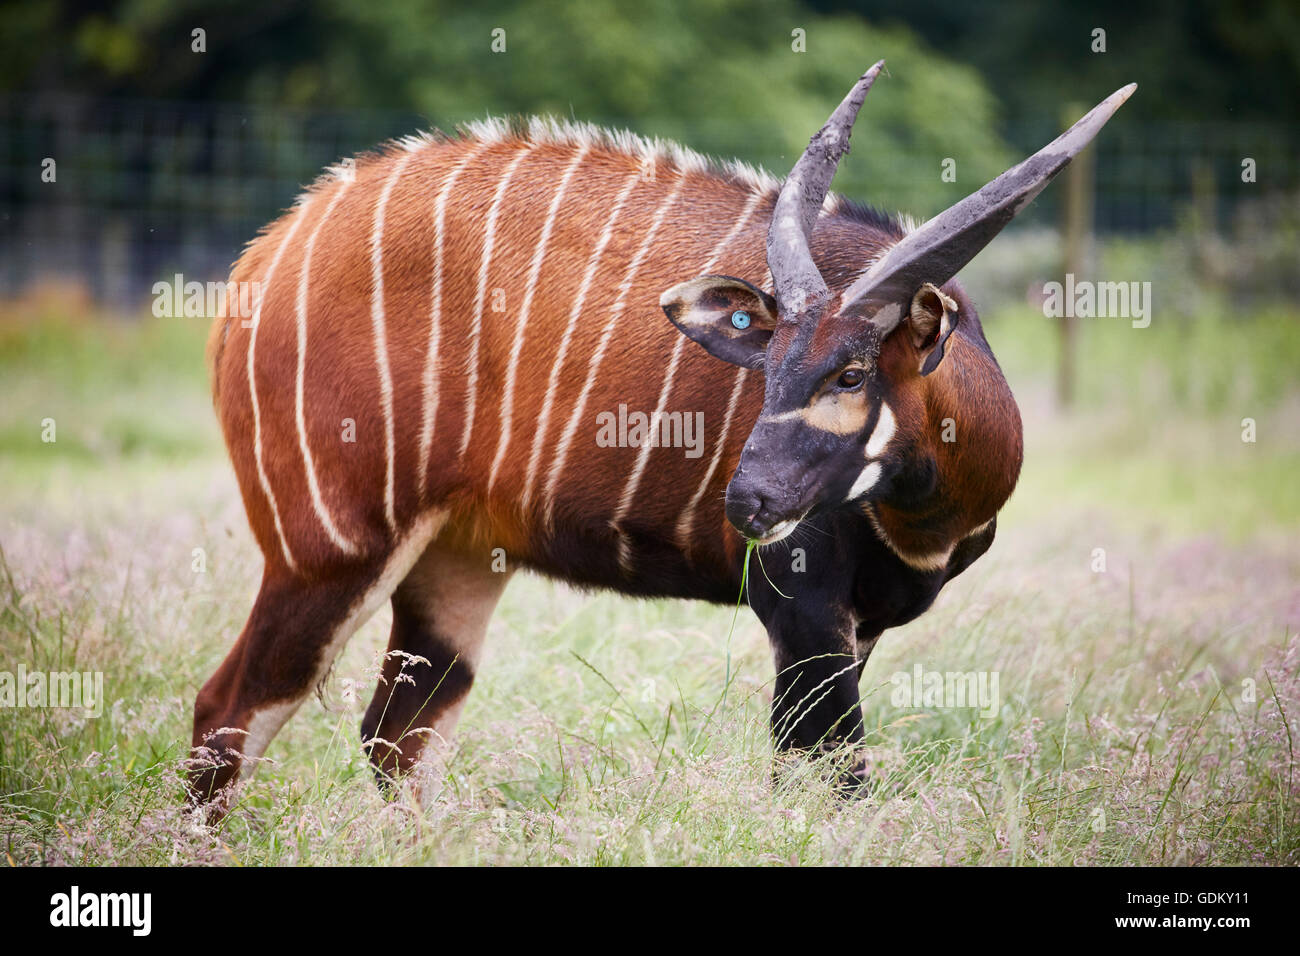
837, 368, 865, 390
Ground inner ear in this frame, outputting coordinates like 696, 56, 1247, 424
909, 282, 959, 375
660, 275, 779, 368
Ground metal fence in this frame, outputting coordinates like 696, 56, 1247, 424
2, 93, 1294, 309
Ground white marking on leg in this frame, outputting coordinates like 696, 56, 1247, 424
459, 147, 532, 459
247, 200, 314, 573
675, 365, 749, 550
520, 168, 643, 513
418, 144, 484, 500
370, 152, 415, 533
487, 145, 589, 493
541, 169, 689, 524
236, 699, 300, 781
296, 179, 358, 555
392, 548, 513, 765
614, 191, 761, 568
237, 508, 451, 782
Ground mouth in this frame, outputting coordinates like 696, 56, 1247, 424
752, 517, 802, 546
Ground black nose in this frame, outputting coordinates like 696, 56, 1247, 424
725, 484, 779, 539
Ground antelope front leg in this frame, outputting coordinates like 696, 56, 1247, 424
764, 605, 867, 790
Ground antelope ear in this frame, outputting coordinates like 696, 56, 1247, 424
660, 275, 778, 368
908, 283, 960, 376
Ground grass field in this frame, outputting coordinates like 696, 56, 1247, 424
1, 286, 1297, 866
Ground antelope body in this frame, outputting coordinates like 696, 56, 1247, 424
191, 64, 1134, 805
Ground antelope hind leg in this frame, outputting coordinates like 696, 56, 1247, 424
360, 542, 512, 791
188, 563, 379, 815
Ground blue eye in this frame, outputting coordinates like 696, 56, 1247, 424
731, 310, 751, 330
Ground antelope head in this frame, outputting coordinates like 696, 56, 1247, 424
662, 61, 1135, 543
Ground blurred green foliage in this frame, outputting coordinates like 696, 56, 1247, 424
4, 0, 1024, 214
14, 0, 1295, 125
5, 2, 1297, 232
815, 0, 1300, 130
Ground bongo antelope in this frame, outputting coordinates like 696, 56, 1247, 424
191, 61, 1134, 807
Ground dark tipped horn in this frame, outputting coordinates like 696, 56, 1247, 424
767, 60, 886, 317
840, 83, 1137, 331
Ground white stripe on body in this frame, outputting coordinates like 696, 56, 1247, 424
369, 152, 416, 532
487, 145, 590, 493
539, 169, 689, 526
295, 180, 359, 555
458, 147, 532, 458
519, 168, 644, 513
247, 199, 314, 572
417, 144, 485, 499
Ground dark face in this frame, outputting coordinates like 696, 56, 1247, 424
661, 276, 956, 544
725, 308, 893, 542
659, 71, 1134, 543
